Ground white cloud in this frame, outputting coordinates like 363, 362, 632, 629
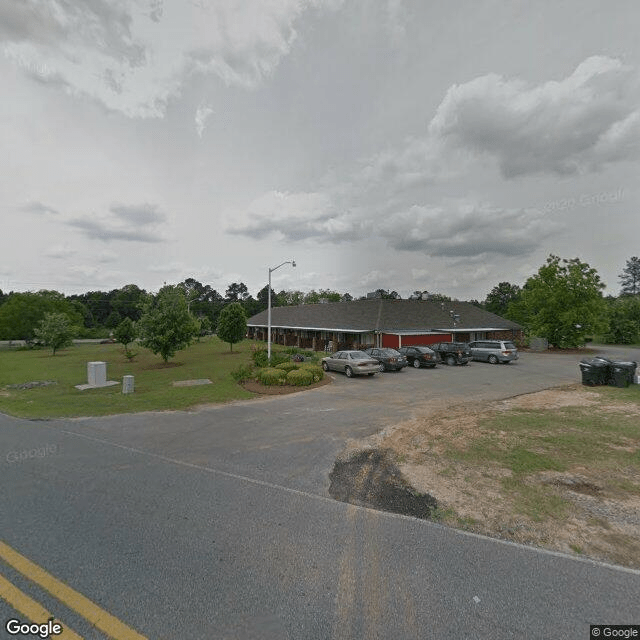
227, 190, 369, 243
195, 103, 214, 137
44, 244, 76, 259
429, 56, 640, 177
0, 0, 342, 118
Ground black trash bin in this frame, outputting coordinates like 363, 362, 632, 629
609, 361, 637, 387
579, 358, 611, 386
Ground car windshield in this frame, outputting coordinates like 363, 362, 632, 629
505, 342, 517, 350
350, 352, 370, 359
415, 347, 433, 353
379, 349, 399, 356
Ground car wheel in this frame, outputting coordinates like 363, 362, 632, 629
379, 364, 385, 372
446, 355, 456, 366
413, 359, 421, 368
322, 361, 329, 371
488, 355, 499, 364
345, 366, 353, 378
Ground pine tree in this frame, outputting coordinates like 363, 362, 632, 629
619, 256, 640, 296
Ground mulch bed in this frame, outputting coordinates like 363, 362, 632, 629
241, 376, 332, 395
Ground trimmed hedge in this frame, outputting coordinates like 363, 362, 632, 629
286, 369, 315, 386
276, 362, 300, 373
257, 367, 287, 386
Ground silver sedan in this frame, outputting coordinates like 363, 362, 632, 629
321, 350, 380, 377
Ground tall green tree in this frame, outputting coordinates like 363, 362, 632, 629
0, 291, 83, 340
34, 312, 75, 355
137, 286, 199, 362
110, 284, 146, 321
484, 282, 522, 317
216, 302, 247, 351
510, 255, 606, 348
304, 289, 344, 304
604, 296, 640, 344
619, 256, 640, 296
225, 282, 249, 303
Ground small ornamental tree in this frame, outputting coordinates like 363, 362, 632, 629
114, 317, 137, 360
34, 312, 74, 355
216, 302, 247, 351
138, 286, 199, 362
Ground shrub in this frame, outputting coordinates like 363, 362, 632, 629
269, 351, 289, 366
257, 367, 287, 386
300, 364, 324, 382
276, 362, 300, 372
286, 369, 314, 386
251, 345, 289, 367
231, 364, 254, 382
252, 347, 269, 368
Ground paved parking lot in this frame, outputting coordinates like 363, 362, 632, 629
318, 346, 638, 421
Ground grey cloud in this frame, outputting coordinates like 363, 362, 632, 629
65, 201, 167, 243
229, 212, 369, 243
228, 189, 370, 243
20, 201, 59, 215
67, 217, 163, 243
380, 204, 559, 258
429, 56, 640, 178
0, 0, 145, 66
110, 203, 166, 225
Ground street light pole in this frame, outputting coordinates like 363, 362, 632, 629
268, 260, 296, 362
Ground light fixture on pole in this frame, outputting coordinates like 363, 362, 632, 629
268, 260, 296, 362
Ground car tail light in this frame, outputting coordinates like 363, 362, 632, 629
502, 350, 511, 355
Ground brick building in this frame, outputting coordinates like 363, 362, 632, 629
246, 299, 522, 352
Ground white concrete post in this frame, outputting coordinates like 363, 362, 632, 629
122, 375, 135, 394
87, 361, 107, 387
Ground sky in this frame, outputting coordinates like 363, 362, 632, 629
1, 0, 639, 301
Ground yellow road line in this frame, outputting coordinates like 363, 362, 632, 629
0, 573, 82, 640
0, 541, 148, 640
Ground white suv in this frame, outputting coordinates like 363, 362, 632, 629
468, 340, 518, 364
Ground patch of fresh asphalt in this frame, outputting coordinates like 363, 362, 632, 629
1, 347, 639, 638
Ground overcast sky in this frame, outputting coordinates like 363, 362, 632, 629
1, 1, 638, 300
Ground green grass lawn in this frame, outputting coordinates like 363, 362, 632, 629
0, 337, 269, 418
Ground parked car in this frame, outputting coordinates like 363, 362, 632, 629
397, 346, 438, 368
430, 342, 471, 365
468, 340, 518, 364
321, 350, 380, 377
364, 348, 408, 371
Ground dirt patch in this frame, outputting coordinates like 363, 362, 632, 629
496, 387, 600, 410
5, 380, 58, 390
337, 385, 640, 568
329, 449, 437, 519
241, 376, 332, 395
145, 361, 184, 370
